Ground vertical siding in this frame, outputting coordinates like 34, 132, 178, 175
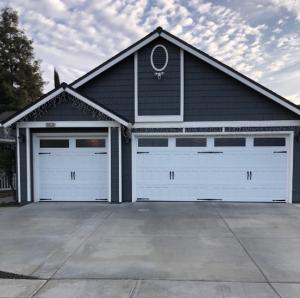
293, 139, 300, 203
110, 127, 119, 203
122, 138, 132, 202
78, 56, 135, 122
184, 52, 299, 121
138, 38, 181, 116
19, 128, 28, 204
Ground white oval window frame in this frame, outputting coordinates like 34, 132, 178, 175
150, 44, 169, 72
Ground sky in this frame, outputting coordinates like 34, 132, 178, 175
1, 0, 300, 104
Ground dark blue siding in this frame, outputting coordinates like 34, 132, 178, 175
78, 56, 135, 122
138, 38, 181, 116
34, 101, 98, 121
110, 127, 119, 203
293, 140, 300, 203
19, 128, 28, 203
184, 52, 298, 121
122, 138, 132, 202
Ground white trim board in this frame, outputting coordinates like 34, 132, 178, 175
134, 46, 184, 123
72, 33, 160, 88
3, 87, 129, 128
70, 28, 300, 118
133, 120, 300, 128
18, 121, 120, 128
16, 127, 21, 203
26, 128, 31, 202
160, 32, 300, 116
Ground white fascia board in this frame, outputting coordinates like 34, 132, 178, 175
65, 88, 129, 126
18, 121, 120, 128
133, 120, 300, 128
3, 87, 128, 128
72, 33, 160, 89
161, 32, 300, 116
3, 88, 64, 127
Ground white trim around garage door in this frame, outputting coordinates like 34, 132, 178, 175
131, 131, 294, 203
16, 127, 21, 203
32, 132, 110, 202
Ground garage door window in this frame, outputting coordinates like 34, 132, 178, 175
214, 138, 246, 147
76, 139, 106, 148
254, 137, 285, 147
176, 138, 206, 147
138, 138, 168, 147
40, 139, 69, 148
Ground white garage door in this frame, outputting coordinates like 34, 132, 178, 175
135, 135, 289, 202
35, 136, 108, 201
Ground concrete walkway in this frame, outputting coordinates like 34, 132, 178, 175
0, 202, 300, 297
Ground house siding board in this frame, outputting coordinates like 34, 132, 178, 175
138, 38, 181, 116
78, 56, 135, 122
122, 139, 132, 202
19, 128, 28, 203
32, 101, 99, 121
293, 140, 300, 203
184, 52, 299, 121
110, 127, 119, 203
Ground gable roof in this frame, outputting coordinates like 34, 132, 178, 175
71, 27, 300, 117
2, 83, 129, 127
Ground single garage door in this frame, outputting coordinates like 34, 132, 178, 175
135, 135, 289, 202
35, 136, 108, 201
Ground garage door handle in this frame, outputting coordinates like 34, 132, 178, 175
250, 171, 252, 180
74, 171, 76, 180
169, 171, 171, 180
172, 171, 175, 180
247, 171, 249, 180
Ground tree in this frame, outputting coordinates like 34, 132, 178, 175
0, 7, 45, 112
54, 68, 60, 88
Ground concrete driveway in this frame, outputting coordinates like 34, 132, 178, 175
0, 202, 300, 297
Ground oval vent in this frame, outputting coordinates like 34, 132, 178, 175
150, 44, 168, 72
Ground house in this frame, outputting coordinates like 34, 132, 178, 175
1, 27, 300, 204
0, 111, 15, 147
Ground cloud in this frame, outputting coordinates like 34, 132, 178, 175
270, 0, 300, 21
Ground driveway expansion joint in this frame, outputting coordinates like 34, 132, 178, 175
214, 206, 282, 298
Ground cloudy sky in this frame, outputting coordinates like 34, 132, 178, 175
1, 0, 300, 103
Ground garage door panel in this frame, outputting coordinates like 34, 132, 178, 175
135, 135, 289, 202
37, 136, 108, 202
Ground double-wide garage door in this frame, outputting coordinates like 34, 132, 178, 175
35, 136, 108, 201
135, 135, 289, 202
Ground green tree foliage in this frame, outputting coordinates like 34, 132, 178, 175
0, 7, 45, 112
54, 68, 60, 88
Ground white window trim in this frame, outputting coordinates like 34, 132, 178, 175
134, 48, 184, 123
131, 131, 294, 204
32, 132, 110, 203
